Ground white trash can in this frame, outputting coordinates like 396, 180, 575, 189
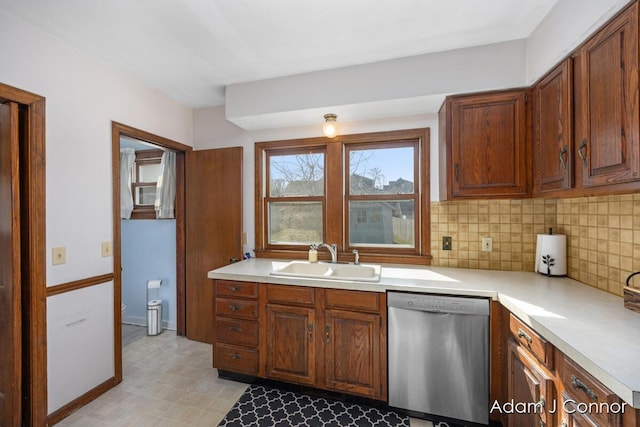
147, 299, 163, 336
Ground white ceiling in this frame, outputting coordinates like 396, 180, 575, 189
0, 0, 558, 110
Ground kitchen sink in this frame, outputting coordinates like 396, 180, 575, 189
270, 261, 382, 283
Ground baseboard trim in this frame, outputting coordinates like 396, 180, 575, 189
46, 377, 117, 426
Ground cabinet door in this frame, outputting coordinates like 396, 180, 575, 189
562, 392, 600, 427
507, 340, 555, 427
449, 90, 529, 198
324, 309, 382, 399
266, 304, 316, 385
578, 2, 640, 187
533, 59, 573, 194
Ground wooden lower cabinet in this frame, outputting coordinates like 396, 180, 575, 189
507, 339, 556, 427
265, 303, 316, 385
324, 309, 382, 398
212, 281, 387, 401
502, 310, 634, 427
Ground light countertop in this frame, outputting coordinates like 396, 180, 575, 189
208, 258, 640, 408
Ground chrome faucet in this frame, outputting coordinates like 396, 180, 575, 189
352, 249, 360, 265
318, 243, 338, 263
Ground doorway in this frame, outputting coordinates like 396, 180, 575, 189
120, 137, 178, 337
111, 122, 190, 383
0, 84, 47, 426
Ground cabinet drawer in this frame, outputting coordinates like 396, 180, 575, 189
215, 317, 258, 347
266, 284, 315, 306
560, 353, 622, 427
214, 343, 259, 375
216, 298, 258, 319
325, 289, 381, 313
215, 280, 258, 299
509, 314, 553, 369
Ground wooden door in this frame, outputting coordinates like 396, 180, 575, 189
266, 304, 315, 385
579, 2, 639, 187
324, 309, 382, 399
533, 59, 573, 194
185, 147, 243, 343
507, 340, 555, 427
449, 89, 529, 198
0, 102, 21, 427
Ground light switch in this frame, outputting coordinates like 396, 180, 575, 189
101, 241, 113, 257
52, 247, 66, 265
241, 232, 248, 245
481, 237, 493, 252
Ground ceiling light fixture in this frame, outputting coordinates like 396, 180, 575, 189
323, 113, 338, 138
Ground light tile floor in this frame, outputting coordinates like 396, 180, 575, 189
57, 325, 433, 427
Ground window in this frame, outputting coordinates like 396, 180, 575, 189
255, 128, 430, 265
131, 149, 163, 219
267, 149, 325, 245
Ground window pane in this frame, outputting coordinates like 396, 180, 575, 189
136, 186, 156, 206
269, 201, 323, 244
139, 163, 162, 183
270, 153, 324, 197
349, 200, 414, 248
349, 146, 414, 195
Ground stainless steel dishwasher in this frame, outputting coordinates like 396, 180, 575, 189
387, 292, 490, 425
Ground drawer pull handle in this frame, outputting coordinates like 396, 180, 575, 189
571, 375, 598, 401
228, 326, 242, 332
230, 286, 240, 291
517, 328, 532, 344
228, 304, 241, 311
308, 323, 313, 342
230, 353, 241, 360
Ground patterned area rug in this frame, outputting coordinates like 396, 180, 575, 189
218, 384, 410, 427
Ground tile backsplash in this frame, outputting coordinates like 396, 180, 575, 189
430, 193, 640, 296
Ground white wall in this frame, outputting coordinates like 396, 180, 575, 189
193, 105, 439, 256
0, 9, 193, 414
527, 0, 633, 82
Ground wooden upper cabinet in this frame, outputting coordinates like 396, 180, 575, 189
577, 1, 640, 187
440, 89, 530, 199
533, 59, 574, 195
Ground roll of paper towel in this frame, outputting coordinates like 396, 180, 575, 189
147, 279, 162, 289
535, 234, 567, 276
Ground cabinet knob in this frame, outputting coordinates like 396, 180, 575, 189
325, 324, 331, 343
308, 323, 313, 343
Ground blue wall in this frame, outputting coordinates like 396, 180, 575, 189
121, 219, 176, 329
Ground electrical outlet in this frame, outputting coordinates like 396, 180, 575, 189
101, 241, 113, 257
52, 247, 66, 265
442, 236, 452, 251
481, 237, 493, 252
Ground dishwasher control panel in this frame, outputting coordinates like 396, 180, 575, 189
388, 292, 490, 316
